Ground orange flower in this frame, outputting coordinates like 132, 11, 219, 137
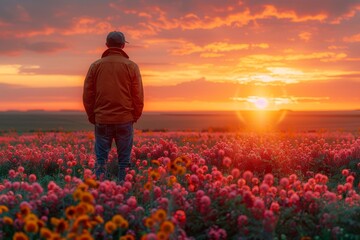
75, 204, 87, 216
75, 231, 94, 240
119, 219, 129, 229
154, 209, 167, 222
144, 217, 155, 228
160, 221, 174, 234
49, 232, 62, 240
177, 166, 186, 175
112, 214, 125, 226
84, 178, 98, 188
167, 175, 177, 186
151, 160, 160, 166
50, 217, 60, 226
120, 234, 136, 240
40, 228, 52, 238
73, 189, 83, 201
73, 215, 90, 230
77, 202, 94, 215
24, 220, 39, 233
149, 170, 160, 180
55, 219, 69, 233
105, 221, 117, 234
65, 206, 76, 219
0, 205, 9, 214
12, 232, 29, 240
24, 213, 38, 222
19, 205, 31, 216
93, 215, 104, 224
157, 231, 169, 240
144, 181, 152, 191
3, 216, 13, 225
77, 183, 89, 192
80, 192, 94, 204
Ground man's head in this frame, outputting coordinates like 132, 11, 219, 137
106, 31, 128, 48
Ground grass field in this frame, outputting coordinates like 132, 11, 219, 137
0, 110, 359, 133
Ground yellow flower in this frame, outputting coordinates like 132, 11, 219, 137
12, 232, 29, 240
154, 209, 167, 223
105, 221, 117, 234
160, 220, 175, 234
24, 220, 39, 233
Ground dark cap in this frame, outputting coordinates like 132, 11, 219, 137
106, 31, 129, 47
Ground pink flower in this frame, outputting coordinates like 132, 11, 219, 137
242, 171, 253, 182
342, 169, 349, 176
279, 178, 289, 188
64, 175, 71, 183
8, 169, 16, 178
231, 168, 240, 179
263, 173, 274, 186
28, 174, 37, 183
18, 166, 24, 173
270, 202, 280, 213
346, 175, 354, 184
222, 157, 232, 168
200, 195, 211, 208
237, 215, 248, 227
127, 196, 137, 209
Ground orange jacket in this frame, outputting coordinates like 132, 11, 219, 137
83, 48, 144, 124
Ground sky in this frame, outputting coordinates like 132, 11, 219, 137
0, 0, 359, 111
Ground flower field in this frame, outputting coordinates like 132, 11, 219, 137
0, 131, 359, 240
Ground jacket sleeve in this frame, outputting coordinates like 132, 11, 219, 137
83, 64, 96, 124
131, 63, 144, 122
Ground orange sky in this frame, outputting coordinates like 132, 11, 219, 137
0, 0, 359, 111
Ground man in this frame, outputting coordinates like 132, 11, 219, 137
83, 31, 144, 182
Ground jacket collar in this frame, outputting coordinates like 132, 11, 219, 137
101, 48, 129, 59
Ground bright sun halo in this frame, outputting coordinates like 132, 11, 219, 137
254, 97, 269, 109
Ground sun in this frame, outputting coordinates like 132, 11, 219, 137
254, 97, 269, 109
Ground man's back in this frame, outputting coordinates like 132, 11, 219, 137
83, 48, 143, 124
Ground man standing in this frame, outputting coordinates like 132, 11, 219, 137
83, 31, 144, 182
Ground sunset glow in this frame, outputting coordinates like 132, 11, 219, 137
0, 1, 359, 111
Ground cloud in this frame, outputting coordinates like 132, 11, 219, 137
25, 41, 68, 53
343, 33, 360, 43
170, 41, 269, 56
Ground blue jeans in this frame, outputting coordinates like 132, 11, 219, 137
94, 122, 133, 182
